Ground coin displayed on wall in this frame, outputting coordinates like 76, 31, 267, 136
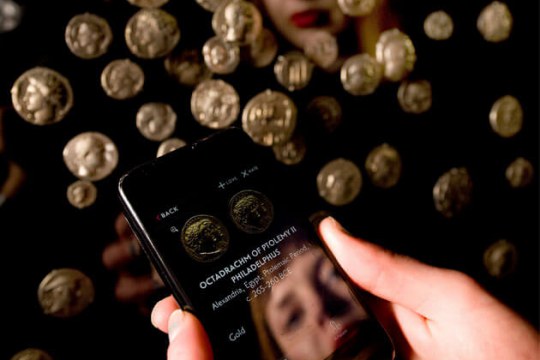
191, 79, 240, 129
202, 35, 240, 74
375, 28, 417, 82
433, 167, 473, 218
125, 8, 180, 59
100, 59, 144, 100
505, 157, 534, 188
10, 348, 53, 360
274, 51, 314, 91
63, 131, 119, 181
303, 31, 339, 70
489, 95, 523, 138
340, 53, 383, 95
212, 0, 263, 45
229, 190, 274, 234
65, 13, 113, 59
164, 49, 212, 87
0, 0, 22, 33
306, 96, 343, 133
181, 215, 229, 262
245, 27, 278, 68
196, 0, 225, 12
483, 239, 518, 278
136, 102, 177, 141
67, 180, 97, 209
38, 268, 95, 318
11, 67, 74, 125
423, 10, 454, 40
337, 0, 377, 17
477, 1, 513, 43
272, 133, 307, 165
242, 89, 297, 146
365, 143, 402, 188
127, 0, 170, 8
317, 158, 362, 206
397, 79, 432, 114
156, 137, 187, 157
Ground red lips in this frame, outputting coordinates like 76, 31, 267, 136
291, 10, 321, 28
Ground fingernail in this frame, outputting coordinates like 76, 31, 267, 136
168, 309, 185, 342
150, 301, 160, 328
326, 216, 350, 235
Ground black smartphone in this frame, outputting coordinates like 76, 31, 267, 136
118, 127, 394, 359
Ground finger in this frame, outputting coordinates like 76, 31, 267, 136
115, 213, 132, 238
151, 295, 180, 333
167, 309, 213, 360
114, 273, 157, 303
102, 236, 141, 269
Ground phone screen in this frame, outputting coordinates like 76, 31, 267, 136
119, 128, 394, 359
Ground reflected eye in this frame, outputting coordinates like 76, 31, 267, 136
284, 308, 303, 333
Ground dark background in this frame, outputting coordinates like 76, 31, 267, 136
0, 0, 537, 359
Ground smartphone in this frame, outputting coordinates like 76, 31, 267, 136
118, 127, 394, 359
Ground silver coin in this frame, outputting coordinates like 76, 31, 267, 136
191, 79, 240, 129
0, 0, 22, 33
340, 53, 383, 95
65, 13, 113, 59
303, 31, 339, 70
125, 8, 180, 59
397, 79, 432, 114
38, 268, 95, 318
164, 49, 212, 87
156, 137, 187, 157
272, 133, 306, 165
202, 35, 240, 75
63, 131, 119, 181
127, 0, 169, 8
424, 10, 454, 41
337, 0, 377, 16
11, 67, 74, 125
274, 51, 314, 91
245, 27, 278, 68
212, 0, 263, 45
483, 239, 518, 278
181, 215, 229, 262
477, 1, 513, 43
67, 180, 97, 209
489, 95, 523, 138
136, 102, 177, 141
242, 89, 297, 146
433, 167, 473, 218
306, 96, 343, 133
10, 348, 53, 360
229, 190, 274, 234
365, 143, 402, 188
375, 28, 417, 82
196, 0, 227, 12
100, 59, 144, 100
505, 157, 534, 188
317, 158, 362, 206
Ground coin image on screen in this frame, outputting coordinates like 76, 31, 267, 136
229, 190, 274, 234
181, 215, 229, 262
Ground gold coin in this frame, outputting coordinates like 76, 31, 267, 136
397, 79, 432, 114
136, 102, 177, 141
274, 51, 314, 91
272, 133, 307, 165
317, 158, 362, 206
127, 0, 169, 8
63, 131, 119, 181
11, 67, 73, 125
337, 0, 377, 16
365, 143, 402, 188
164, 49, 212, 87
100, 59, 144, 100
229, 190, 274, 234
65, 13, 112, 59
125, 8, 180, 59
212, 0, 263, 45
432, 167, 473, 218
242, 89, 297, 146
303, 31, 339, 70
477, 1, 513, 43
181, 215, 229, 262
306, 96, 343, 133
156, 137, 187, 157
483, 239, 518, 278
423, 10, 454, 40
67, 180, 97, 209
190, 79, 240, 129
340, 53, 383, 96
10, 348, 53, 360
245, 27, 278, 68
202, 35, 240, 74
375, 28, 416, 82
505, 157, 534, 188
489, 95, 523, 138
196, 0, 227, 12
38, 268, 94, 318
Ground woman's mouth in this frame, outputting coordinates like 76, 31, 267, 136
291, 10, 330, 28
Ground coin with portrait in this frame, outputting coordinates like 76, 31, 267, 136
432, 167, 473, 218
65, 13, 112, 59
483, 239, 518, 278
477, 1, 513, 43
100, 59, 144, 100
317, 158, 362, 206
181, 215, 229, 262
397, 79, 432, 114
505, 157, 534, 188
212, 0, 263, 45
489, 95, 523, 138
272, 133, 306, 165
229, 190, 274, 234
191, 79, 240, 129
164, 49, 212, 87
136, 102, 177, 141
340, 53, 383, 96
202, 35, 240, 74
375, 28, 416, 82
365, 143, 402, 188
423, 10, 454, 40
67, 180, 97, 209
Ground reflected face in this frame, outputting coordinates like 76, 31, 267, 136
261, 0, 349, 50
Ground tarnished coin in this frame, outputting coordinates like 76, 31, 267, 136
397, 79, 432, 114
242, 89, 297, 146
505, 157, 534, 188
67, 180, 97, 209
38, 268, 95, 318
127, 0, 169, 8
274, 51, 314, 91
272, 133, 306, 165
136, 102, 177, 141
317, 158, 362, 206
483, 239, 518, 278
477, 1, 513, 43
10, 348, 53, 360
337, 0, 377, 17
303, 31, 339, 70
157, 137, 187, 157
212, 0, 262, 45
365, 143, 402, 188
202, 35, 240, 74
424, 10, 454, 40
63, 131, 119, 181
100, 59, 144, 100
0, 0, 22, 33
191, 79, 240, 129
181, 215, 229, 262
489, 95, 523, 138
65, 13, 112, 59
229, 190, 274, 234
375, 28, 416, 82
164, 49, 212, 87
340, 53, 383, 95
11, 67, 73, 125
306, 96, 343, 133
125, 8, 180, 59
433, 167, 473, 218
245, 27, 278, 68
196, 0, 227, 12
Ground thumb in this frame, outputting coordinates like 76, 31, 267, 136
167, 309, 214, 360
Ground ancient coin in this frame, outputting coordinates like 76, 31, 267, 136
10, 348, 53, 360
11, 67, 73, 125
340, 53, 383, 95
274, 51, 314, 91
477, 1, 513, 42
127, 0, 169, 8
191, 79, 240, 129
317, 158, 362, 206
136, 102, 177, 141
65, 13, 112, 59
67, 180, 97, 209
306, 96, 343, 133
272, 133, 306, 165
181, 215, 229, 262
0, 0, 22, 33
424, 10, 454, 40
397, 79, 432, 114
303, 31, 339, 70
245, 27, 278, 68
483, 239, 518, 278
337, 0, 377, 16
164, 49, 212, 87
100, 59, 144, 100
212, 0, 263, 45
125, 8, 180, 59
375, 28, 416, 82
202, 35, 240, 74
365, 143, 402, 188
229, 190, 274, 234
38, 268, 95, 318
242, 89, 297, 146
63, 131, 119, 181
432, 167, 473, 218
505, 157, 534, 188
196, 0, 227, 12
489, 95, 523, 138
157, 137, 187, 157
